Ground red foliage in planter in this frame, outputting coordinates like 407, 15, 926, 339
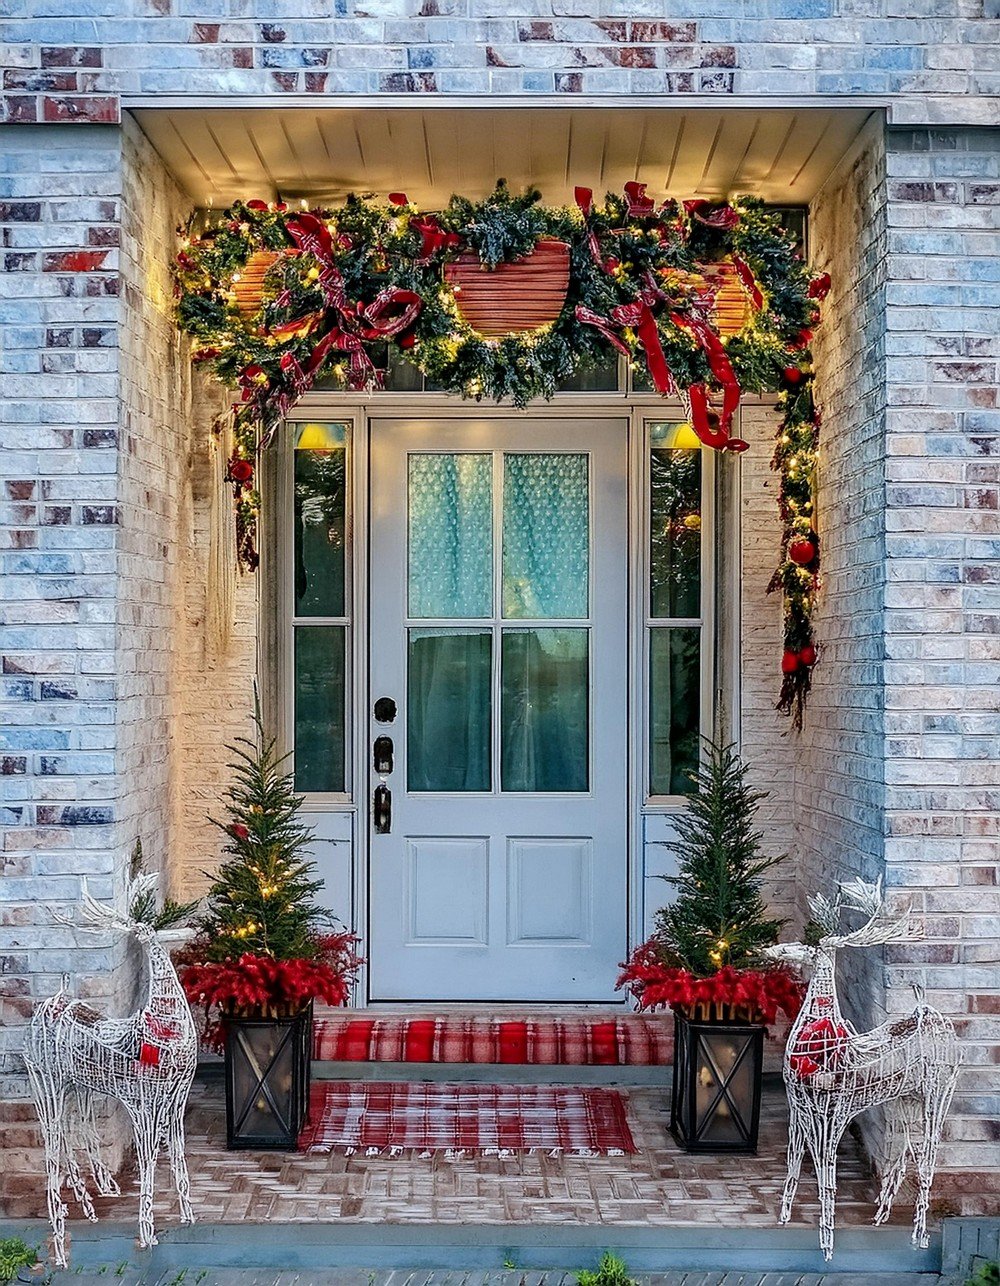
179, 931, 362, 1049
617, 941, 803, 1028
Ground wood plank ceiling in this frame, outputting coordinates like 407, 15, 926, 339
132, 105, 874, 210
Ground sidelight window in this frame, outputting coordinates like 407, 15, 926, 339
290, 421, 351, 794
646, 421, 708, 799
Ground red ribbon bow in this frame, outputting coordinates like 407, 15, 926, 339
624, 182, 656, 218
410, 216, 462, 265
683, 200, 740, 230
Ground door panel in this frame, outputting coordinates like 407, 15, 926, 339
369, 417, 628, 1002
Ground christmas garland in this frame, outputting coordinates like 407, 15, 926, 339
173, 182, 828, 721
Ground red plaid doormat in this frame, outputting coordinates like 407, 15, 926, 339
298, 1081, 637, 1157
312, 1011, 673, 1066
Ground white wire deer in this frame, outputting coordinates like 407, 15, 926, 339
768, 878, 961, 1261
22, 870, 198, 1267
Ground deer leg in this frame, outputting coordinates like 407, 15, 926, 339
166, 1095, 194, 1225
27, 1065, 70, 1269
806, 1108, 849, 1262
875, 1097, 918, 1227
125, 1106, 162, 1251
60, 1090, 98, 1221
77, 1092, 120, 1198
780, 1101, 807, 1224
911, 1073, 957, 1250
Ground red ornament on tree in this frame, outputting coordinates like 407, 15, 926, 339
781, 650, 801, 675
230, 822, 250, 841
807, 272, 832, 301
229, 458, 254, 485
799, 644, 817, 667
783, 366, 803, 384
788, 537, 817, 565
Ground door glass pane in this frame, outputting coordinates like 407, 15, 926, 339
502, 453, 589, 620
294, 625, 346, 793
408, 629, 491, 791
294, 422, 347, 617
501, 629, 588, 793
650, 426, 701, 620
408, 453, 492, 619
649, 627, 699, 796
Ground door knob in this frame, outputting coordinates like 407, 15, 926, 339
374, 783, 392, 835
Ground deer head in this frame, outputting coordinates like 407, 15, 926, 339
818, 877, 920, 951
56, 871, 169, 945
765, 877, 921, 971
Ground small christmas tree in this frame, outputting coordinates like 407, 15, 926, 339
196, 708, 328, 963
180, 708, 360, 1035
653, 737, 785, 976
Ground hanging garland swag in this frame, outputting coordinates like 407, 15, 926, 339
174, 182, 829, 725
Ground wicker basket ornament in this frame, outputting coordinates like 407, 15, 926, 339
232, 250, 283, 317
669, 257, 754, 337
444, 239, 570, 338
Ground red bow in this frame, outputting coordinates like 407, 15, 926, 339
611, 298, 675, 396
410, 216, 462, 265
670, 312, 742, 443
359, 288, 422, 340
624, 182, 656, 217
284, 212, 346, 309
683, 200, 740, 230
732, 256, 764, 311
306, 326, 380, 391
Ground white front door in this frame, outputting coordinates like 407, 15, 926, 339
368, 417, 628, 1002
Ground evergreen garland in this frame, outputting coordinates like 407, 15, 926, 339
652, 738, 786, 977
173, 183, 826, 724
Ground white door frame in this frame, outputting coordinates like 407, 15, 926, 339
277, 392, 723, 1006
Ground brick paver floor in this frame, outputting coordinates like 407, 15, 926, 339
5, 1080, 917, 1231
139, 1080, 900, 1228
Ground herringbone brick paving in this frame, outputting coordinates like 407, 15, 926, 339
5, 1082, 913, 1230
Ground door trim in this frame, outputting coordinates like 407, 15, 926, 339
279, 396, 723, 1006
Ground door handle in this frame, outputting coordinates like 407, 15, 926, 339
374, 783, 392, 835
373, 735, 394, 775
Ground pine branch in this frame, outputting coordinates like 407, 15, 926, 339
653, 737, 787, 975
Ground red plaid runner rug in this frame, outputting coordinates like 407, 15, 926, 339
298, 1081, 637, 1157
312, 1011, 673, 1066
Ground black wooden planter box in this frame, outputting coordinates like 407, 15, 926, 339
224, 1005, 312, 1149
670, 1010, 764, 1154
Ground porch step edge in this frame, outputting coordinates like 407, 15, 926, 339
2, 1220, 943, 1277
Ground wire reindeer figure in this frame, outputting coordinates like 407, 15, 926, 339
22, 868, 198, 1268
768, 878, 961, 1261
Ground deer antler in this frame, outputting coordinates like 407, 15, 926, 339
807, 888, 843, 936
54, 872, 159, 935
829, 876, 921, 948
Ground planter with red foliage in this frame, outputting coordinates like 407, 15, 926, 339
180, 932, 361, 1149
618, 949, 803, 1154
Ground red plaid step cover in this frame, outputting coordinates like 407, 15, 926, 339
312, 1013, 673, 1066
298, 1080, 637, 1156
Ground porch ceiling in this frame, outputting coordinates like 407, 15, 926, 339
132, 105, 874, 210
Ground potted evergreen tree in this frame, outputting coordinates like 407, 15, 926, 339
178, 712, 360, 1149
618, 737, 801, 1154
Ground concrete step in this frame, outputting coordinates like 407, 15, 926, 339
3, 1220, 944, 1279
44, 1271, 948, 1286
